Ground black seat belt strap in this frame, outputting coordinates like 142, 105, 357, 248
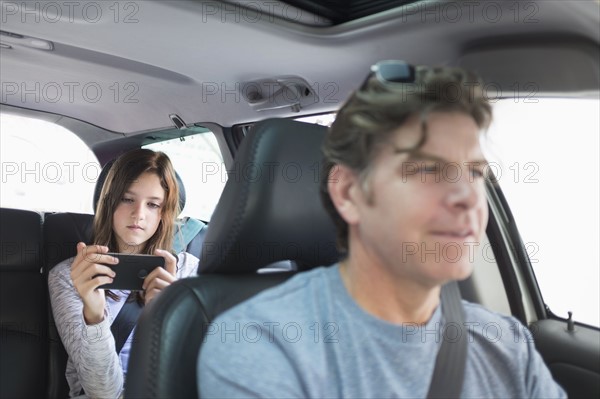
111, 293, 143, 354
426, 281, 468, 399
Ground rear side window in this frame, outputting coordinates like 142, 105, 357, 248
1, 113, 100, 213
143, 131, 226, 221
295, 113, 336, 126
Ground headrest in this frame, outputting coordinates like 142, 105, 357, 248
44, 212, 94, 271
200, 118, 340, 274
93, 159, 186, 214
0, 208, 42, 272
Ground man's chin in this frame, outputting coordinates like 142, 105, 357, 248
435, 261, 474, 284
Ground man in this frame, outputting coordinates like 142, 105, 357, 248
198, 62, 566, 398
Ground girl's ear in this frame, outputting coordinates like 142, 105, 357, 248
327, 165, 361, 226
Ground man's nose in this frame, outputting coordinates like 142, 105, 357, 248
446, 167, 480, 211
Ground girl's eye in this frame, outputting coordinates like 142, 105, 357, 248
148, 203, 161, 209
121, 197, 134, 203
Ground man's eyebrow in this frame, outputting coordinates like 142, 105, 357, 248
401, 150, 446, 164
395, 149, 488, 166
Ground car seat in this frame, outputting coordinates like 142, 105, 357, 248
124, 118, 340, 398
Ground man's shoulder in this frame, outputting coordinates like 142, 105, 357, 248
215, 265, 335, 323
459, 302, 566, 398
198, 268, 336, 398
461, 300, 535, 351
462, 300, 520, 327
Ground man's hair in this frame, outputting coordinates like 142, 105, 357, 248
320, 65, 493, 252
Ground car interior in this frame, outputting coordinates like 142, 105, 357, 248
1, 1, 599, 398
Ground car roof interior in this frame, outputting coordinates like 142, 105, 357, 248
1, 1, 598, 151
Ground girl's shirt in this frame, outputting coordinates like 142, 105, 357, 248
48, 252, 199, 398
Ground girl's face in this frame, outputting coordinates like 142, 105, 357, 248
112, 172, 165, 254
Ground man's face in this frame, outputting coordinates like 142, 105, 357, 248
349, 111, 489, 288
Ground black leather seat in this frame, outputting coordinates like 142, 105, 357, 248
44, 212, 94, 398
124, 118, 340, 399
0, 208, 48, 399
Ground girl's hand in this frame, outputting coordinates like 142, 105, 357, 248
142, 249, 177, 305
70, 242, 118, 325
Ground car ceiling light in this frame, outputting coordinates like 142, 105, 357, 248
169, 114, 187, 130
241, 76, 320, 113
0, 30, 54, 51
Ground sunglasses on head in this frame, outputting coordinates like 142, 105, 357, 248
359, 60, 417, 90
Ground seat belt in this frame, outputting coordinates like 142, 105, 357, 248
111, 293, 143, 354
173, 217, 206, 254
426, 281, 467, 399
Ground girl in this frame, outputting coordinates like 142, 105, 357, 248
48, 149, 199, 398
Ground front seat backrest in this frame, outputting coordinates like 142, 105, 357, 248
199, 118, 339, 273
124, 118, 341, 399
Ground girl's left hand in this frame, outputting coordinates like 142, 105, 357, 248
142, 249, 177, 305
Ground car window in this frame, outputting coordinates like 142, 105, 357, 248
486, 98, 600, 327
295, 113, 336, 126
143, 131, 226, 221
1, 113, 100, 213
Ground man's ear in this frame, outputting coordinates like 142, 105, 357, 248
327, 164, 361, 225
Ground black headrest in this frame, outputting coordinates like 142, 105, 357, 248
199, 118, 340, 274
92, 159, 186, 214
0, 208, 42, 272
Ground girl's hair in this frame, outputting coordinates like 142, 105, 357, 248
92, 149, 180, 254
91, 149, 180, 302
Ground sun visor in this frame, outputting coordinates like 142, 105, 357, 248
458, 41, 600, 98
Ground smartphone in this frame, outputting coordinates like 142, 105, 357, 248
98, 253, 165, 291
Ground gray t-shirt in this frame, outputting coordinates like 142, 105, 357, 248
198, 264, 566, 398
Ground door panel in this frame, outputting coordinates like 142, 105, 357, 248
531, 319, 600, 398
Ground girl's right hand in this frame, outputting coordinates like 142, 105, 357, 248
70, 242, 119, 325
